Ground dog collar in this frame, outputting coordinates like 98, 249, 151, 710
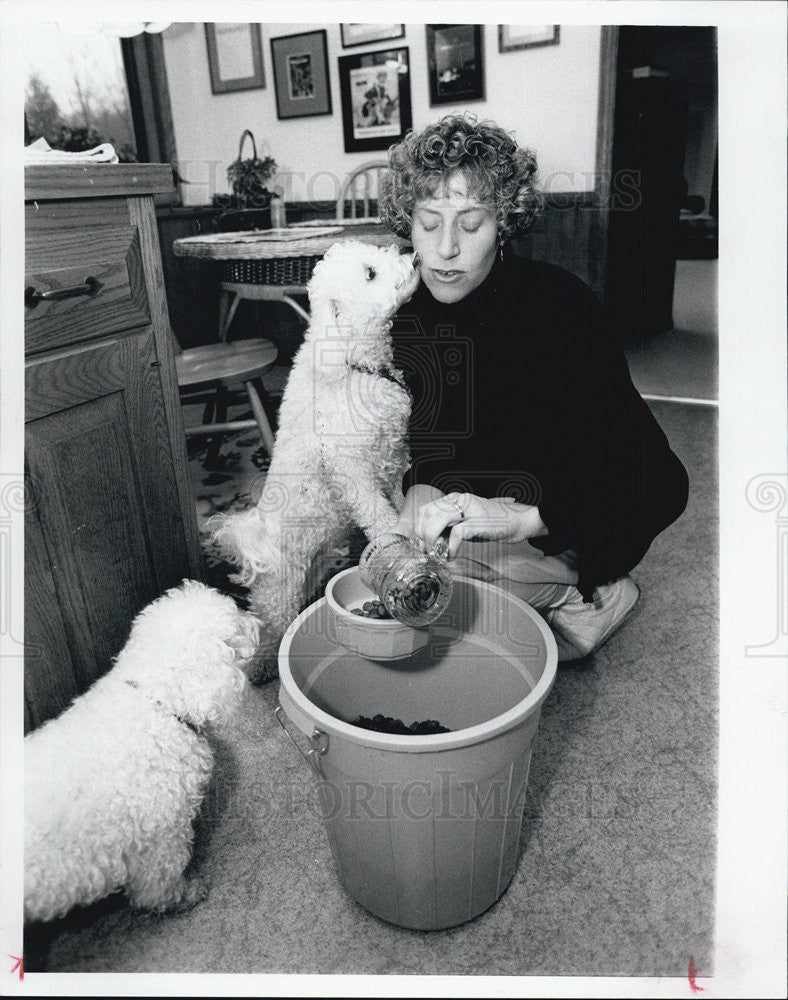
124, 679, 199, 733
348, 361, 408, 392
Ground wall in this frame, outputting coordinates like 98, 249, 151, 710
163, 21, 601, 207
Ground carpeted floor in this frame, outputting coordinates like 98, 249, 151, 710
25, 397, 718, 979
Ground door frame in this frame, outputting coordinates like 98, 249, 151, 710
591, 25, 620, 303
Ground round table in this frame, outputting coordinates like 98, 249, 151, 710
173, 222, 409, 328
173, 221, 408, 262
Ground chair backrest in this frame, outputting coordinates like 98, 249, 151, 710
336, 161, 389, 221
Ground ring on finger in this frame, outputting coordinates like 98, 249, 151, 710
444, 492, 465, 521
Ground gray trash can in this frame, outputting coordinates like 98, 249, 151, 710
277, 576, 557, 930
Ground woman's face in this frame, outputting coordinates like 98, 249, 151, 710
410, 172, 498, 304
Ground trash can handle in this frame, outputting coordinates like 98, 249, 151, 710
275, 703, 328, 776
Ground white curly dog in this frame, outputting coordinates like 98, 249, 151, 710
24, 580, 261, 923
211, 240, 420, 668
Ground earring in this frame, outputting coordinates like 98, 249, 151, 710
499, 242, 505, 262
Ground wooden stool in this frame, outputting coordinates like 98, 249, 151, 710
176, 338, 278, 456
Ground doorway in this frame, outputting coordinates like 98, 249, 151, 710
604, 25, 718, 363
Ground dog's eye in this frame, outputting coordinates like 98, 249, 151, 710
364, 265, 376, 281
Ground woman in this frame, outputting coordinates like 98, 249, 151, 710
378, 114, 689, 660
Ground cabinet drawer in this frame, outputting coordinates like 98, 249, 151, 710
25, 201, 151, 355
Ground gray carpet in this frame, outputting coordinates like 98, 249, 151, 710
26, 399, 718, 978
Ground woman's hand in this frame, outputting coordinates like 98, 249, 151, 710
415, 492, 547, 559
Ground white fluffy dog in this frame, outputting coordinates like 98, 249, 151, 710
24, 580, 260, 923
211, 240, 420, 660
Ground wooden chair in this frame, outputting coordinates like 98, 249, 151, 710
173, 331, 279, 465
336, 161, 389, 220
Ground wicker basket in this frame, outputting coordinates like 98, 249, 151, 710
222, 256, 320, 286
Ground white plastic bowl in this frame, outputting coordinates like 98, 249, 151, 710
324, 566, 429, 660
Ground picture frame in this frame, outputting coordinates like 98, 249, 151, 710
340, 24, 405, 49
426, 24, 485, 106
338, 47, 412, 153
205, 23, 265, 94
498, 25, 560, 53
270, 29, 332, 120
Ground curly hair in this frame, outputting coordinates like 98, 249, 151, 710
379, 114, 543, 241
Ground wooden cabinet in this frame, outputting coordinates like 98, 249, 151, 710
24, 164, 202, 733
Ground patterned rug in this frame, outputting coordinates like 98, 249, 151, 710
184, 377, 363, 635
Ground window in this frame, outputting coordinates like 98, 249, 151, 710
24, 22, 138, 159
24, 21, 178, 201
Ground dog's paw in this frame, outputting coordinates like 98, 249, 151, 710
129, 871, 209, 914
174, 874, 209, 911
242, 647, 279, 685
156, 874, 209, 914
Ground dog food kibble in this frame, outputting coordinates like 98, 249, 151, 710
351, 599, 392, 619
353, 714, 451, 735
386, 577, 440, 615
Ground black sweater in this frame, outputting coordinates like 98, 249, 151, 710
391, 254, 689, 600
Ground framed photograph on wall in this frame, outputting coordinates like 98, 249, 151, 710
270, 29, 332, 119
340, 24, 405, 49
338, 47, 412, 153
498, 25, 560, 53
205, 23, 265, 94
426, 24, 485, 105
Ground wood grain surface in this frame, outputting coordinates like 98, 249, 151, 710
23, 511, 81, 730
25, 226, 150, 354
25, 163, 174, 201
23, 170, 201, 732
127, 196, 203, 578
175, 338, 278, 388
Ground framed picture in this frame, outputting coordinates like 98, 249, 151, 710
498, 25, 560, 53
340, 24, 405, 49
205, 23, 265, 94
426, 24, 485, 105
338, 47, 412, 153
270, 30, 332, 119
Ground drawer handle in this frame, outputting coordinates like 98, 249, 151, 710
25, 276, 101, 308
